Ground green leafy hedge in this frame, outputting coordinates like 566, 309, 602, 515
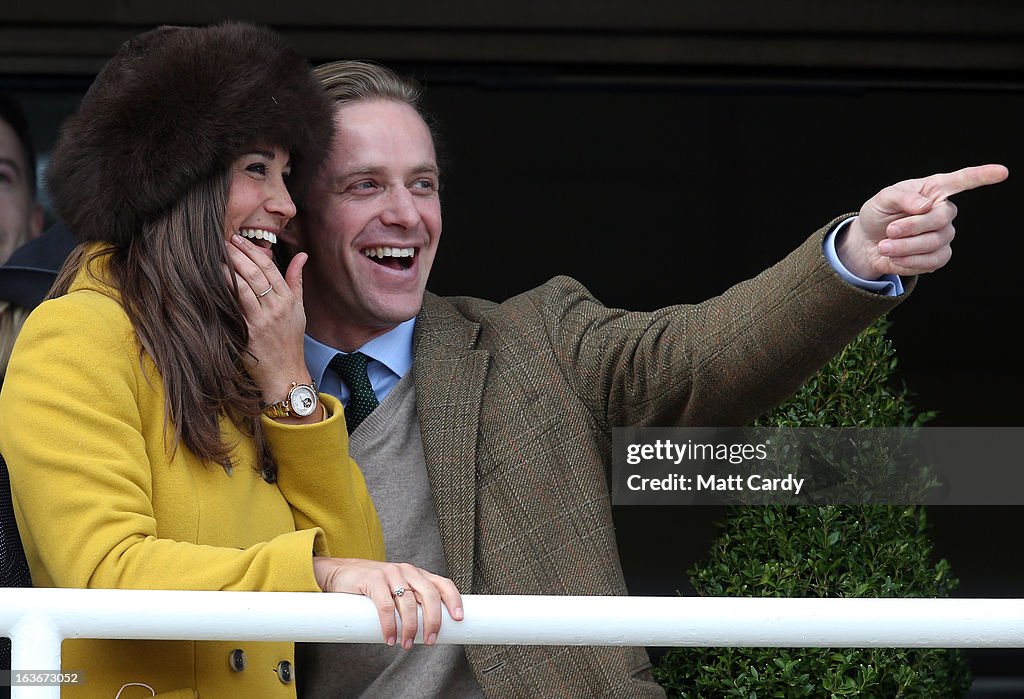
652, 318, 971, 698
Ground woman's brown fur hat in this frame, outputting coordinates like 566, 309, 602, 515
46, 20, 333, 246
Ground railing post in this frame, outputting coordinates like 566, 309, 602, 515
9, 609, 61, 699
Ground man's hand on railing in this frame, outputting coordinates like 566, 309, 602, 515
312, 557, 464, 649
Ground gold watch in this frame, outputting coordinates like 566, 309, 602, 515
263, 381, 319, 418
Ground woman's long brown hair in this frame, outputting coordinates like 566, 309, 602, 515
50, 171, 276, 480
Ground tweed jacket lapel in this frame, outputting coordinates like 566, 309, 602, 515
412, 292, 489, 593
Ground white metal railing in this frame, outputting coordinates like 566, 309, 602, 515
3, 589, 1024, 697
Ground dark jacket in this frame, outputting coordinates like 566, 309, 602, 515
0, 221, 76, 309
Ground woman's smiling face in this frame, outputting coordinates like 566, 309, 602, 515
225, 146, 295, 260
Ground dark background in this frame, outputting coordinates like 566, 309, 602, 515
3, 0, 1023, 687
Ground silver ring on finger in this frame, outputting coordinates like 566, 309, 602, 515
392, 585, 407, 598
256, 286, 273, 298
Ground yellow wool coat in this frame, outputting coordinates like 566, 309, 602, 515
0, 252, 385, 698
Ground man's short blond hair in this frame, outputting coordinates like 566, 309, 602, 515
314, 60, 423, 111
313, 60, 442, 166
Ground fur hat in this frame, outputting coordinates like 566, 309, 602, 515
46, 21, 333, 247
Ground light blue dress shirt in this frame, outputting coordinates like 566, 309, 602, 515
305, 318, 415, 406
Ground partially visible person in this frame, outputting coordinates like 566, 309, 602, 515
0, 222, 74, 382
286, 60, 1007, 697
0, 24, 460, 699
0, 93, 42, 266
0, 93, 46, 382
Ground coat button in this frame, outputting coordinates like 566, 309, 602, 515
276, 660, 293, 684
229, 648, 246, 672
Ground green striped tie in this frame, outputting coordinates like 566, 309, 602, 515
329, 352, 379, 434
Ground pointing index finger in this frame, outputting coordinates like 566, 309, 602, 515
921, 164, 1009, 202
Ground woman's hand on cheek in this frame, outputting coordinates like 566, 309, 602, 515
227, 235, 312, 404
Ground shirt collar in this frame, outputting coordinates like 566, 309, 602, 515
304, 318, 416, 387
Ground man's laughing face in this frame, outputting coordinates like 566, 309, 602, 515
290, 100, 441, 350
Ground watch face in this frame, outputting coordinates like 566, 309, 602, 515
289, 385, 318, 417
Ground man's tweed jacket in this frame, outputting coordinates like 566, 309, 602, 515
410, 221, 911, 698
